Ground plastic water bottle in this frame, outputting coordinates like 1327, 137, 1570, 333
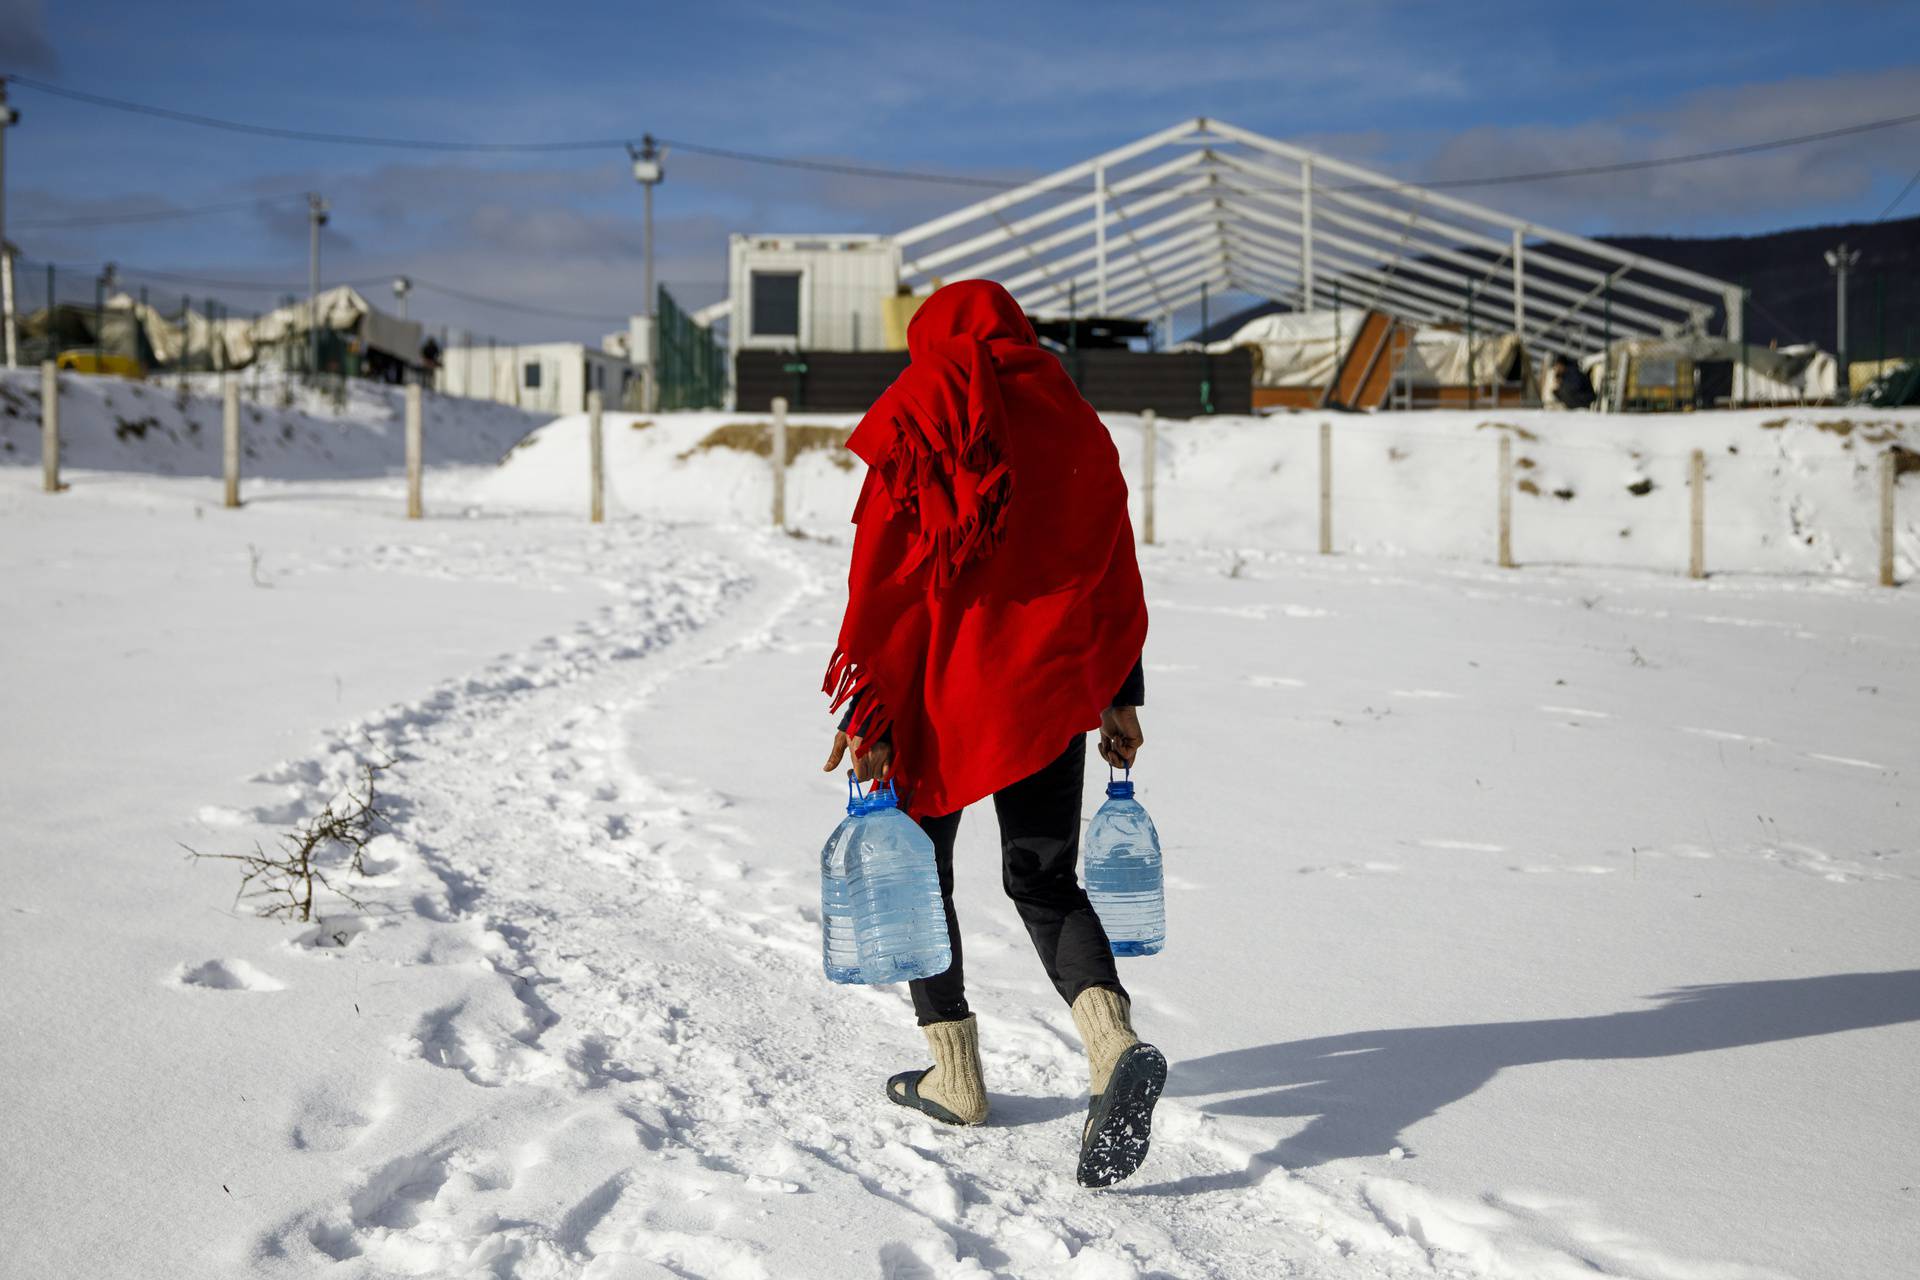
1084, 769, 1165, 956
847, 779, 952, 984
820, 773, 872, 984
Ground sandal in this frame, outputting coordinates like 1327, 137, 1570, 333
886, 1068, 973, 1126
1076, 1042, 1167, 1187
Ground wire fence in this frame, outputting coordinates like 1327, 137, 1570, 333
730, 404, 1917, 588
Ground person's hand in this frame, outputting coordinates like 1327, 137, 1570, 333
823, 730, 893, 782
1098, 706, 1144, 769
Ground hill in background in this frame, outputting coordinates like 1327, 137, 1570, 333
1196, 214, 1920, 358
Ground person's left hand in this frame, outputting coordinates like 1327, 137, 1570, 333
1098, 706, 1144, 769
823, 730, 893, 782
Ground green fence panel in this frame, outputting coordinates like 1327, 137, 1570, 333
656, 286, 726, 411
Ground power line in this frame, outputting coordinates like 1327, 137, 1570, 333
657, 137, 1015, 189
409, 277, 626, 324
14, 191, 310, 230
1879, 160, 1920, 220
25, 252, 632, 324
1371, 109, 1920, 193
8, 75, 624, 153
13, 73, 1920, 196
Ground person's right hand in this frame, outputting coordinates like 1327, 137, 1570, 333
1098, 706, 1144, 769
823, 730, 893, 782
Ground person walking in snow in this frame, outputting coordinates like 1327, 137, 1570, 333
819, 280, 1165, 1187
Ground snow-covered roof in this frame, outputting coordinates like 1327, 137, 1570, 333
892, 118, 1744, 361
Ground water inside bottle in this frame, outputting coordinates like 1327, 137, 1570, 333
820, 774, 871, 984
849, 781, 952, 984
1084, 774, 1165, 957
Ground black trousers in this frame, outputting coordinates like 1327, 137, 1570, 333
909, 733, 1127, 1025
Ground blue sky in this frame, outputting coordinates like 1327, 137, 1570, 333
6, 0, 1919, 342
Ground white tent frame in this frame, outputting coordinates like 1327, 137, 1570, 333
892, 117, 1743, 359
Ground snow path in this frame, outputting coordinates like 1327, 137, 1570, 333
207, 524, 1849, 1280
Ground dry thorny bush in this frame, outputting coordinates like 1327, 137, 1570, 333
184, 760, 390, 923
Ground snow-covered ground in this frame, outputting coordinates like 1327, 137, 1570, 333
0, 367, 546, 478
479, 404, 1918, 581
3, 376, 1917, 1279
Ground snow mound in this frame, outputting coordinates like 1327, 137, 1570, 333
0, 368, 549, 479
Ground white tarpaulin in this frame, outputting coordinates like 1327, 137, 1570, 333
115, 285, 423, 369
1579, 336, 1837, 405
1204, 308, 1371, 387
252, 286, 423, 361
1396, 328, 1530, 387
108, 294, 253, 367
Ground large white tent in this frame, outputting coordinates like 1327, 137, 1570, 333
890, 117, 1745, 364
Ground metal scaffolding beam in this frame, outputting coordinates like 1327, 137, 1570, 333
885, 117, 1737, 359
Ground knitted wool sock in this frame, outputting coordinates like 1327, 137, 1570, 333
918, 1015, 989, 1125
1070, 987, 1140, 1095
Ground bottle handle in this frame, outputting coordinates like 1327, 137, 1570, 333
1108, 762, 1132, 785
852, 772, 901, 804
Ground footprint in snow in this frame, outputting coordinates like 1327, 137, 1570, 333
1417, 838, 1505, 853
289, 1080, 391, 1153
1805, 752, 1885, 771
169, 958, 286, 992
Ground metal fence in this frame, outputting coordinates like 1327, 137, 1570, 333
656, 285, 725, 411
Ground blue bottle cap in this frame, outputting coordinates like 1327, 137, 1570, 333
1106, 779, 1135, 799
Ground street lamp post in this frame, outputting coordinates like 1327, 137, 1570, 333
307, 192, 329, 378
0, 77, 18, 369
628, 134, 665, 411
95, 262, 116, 369
1825, 242, 1860, 392
392, 275, 411, 321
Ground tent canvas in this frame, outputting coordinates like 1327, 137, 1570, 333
1201, 308, 1370, 387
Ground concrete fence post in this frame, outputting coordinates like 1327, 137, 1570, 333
1688, 449, 1706, 580
588, 389, 605, 525
223, 378, 241, 508
770, 395, 788, 529
1318, 420, 1332, 554
40, 359, 59, 493
1141, 409, 1157, 546
1497, 433, 1515, 569
1881, 449, 1898, 588
405, 384, 423, 520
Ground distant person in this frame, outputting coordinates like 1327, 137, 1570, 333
419, 335, 442, 373
819, 280, 1165, 1187
1551, 353, 1595, 409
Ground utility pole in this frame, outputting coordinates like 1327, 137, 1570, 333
307, 192, 329, 378
1, 77, 19, 368
392, 275, 411, 321
95, 262, 116, 368
629, 135, 665, 411
1825, 243, 1860, 386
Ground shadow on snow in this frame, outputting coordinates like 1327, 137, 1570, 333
1136, 969, 1920, 1192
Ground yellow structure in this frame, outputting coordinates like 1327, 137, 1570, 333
882, 291, 929, 350
55, 350, 144, 379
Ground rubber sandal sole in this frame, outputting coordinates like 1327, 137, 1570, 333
1076, 1043, 1167, 1188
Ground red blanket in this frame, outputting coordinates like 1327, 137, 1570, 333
825, 281, 1148, 817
